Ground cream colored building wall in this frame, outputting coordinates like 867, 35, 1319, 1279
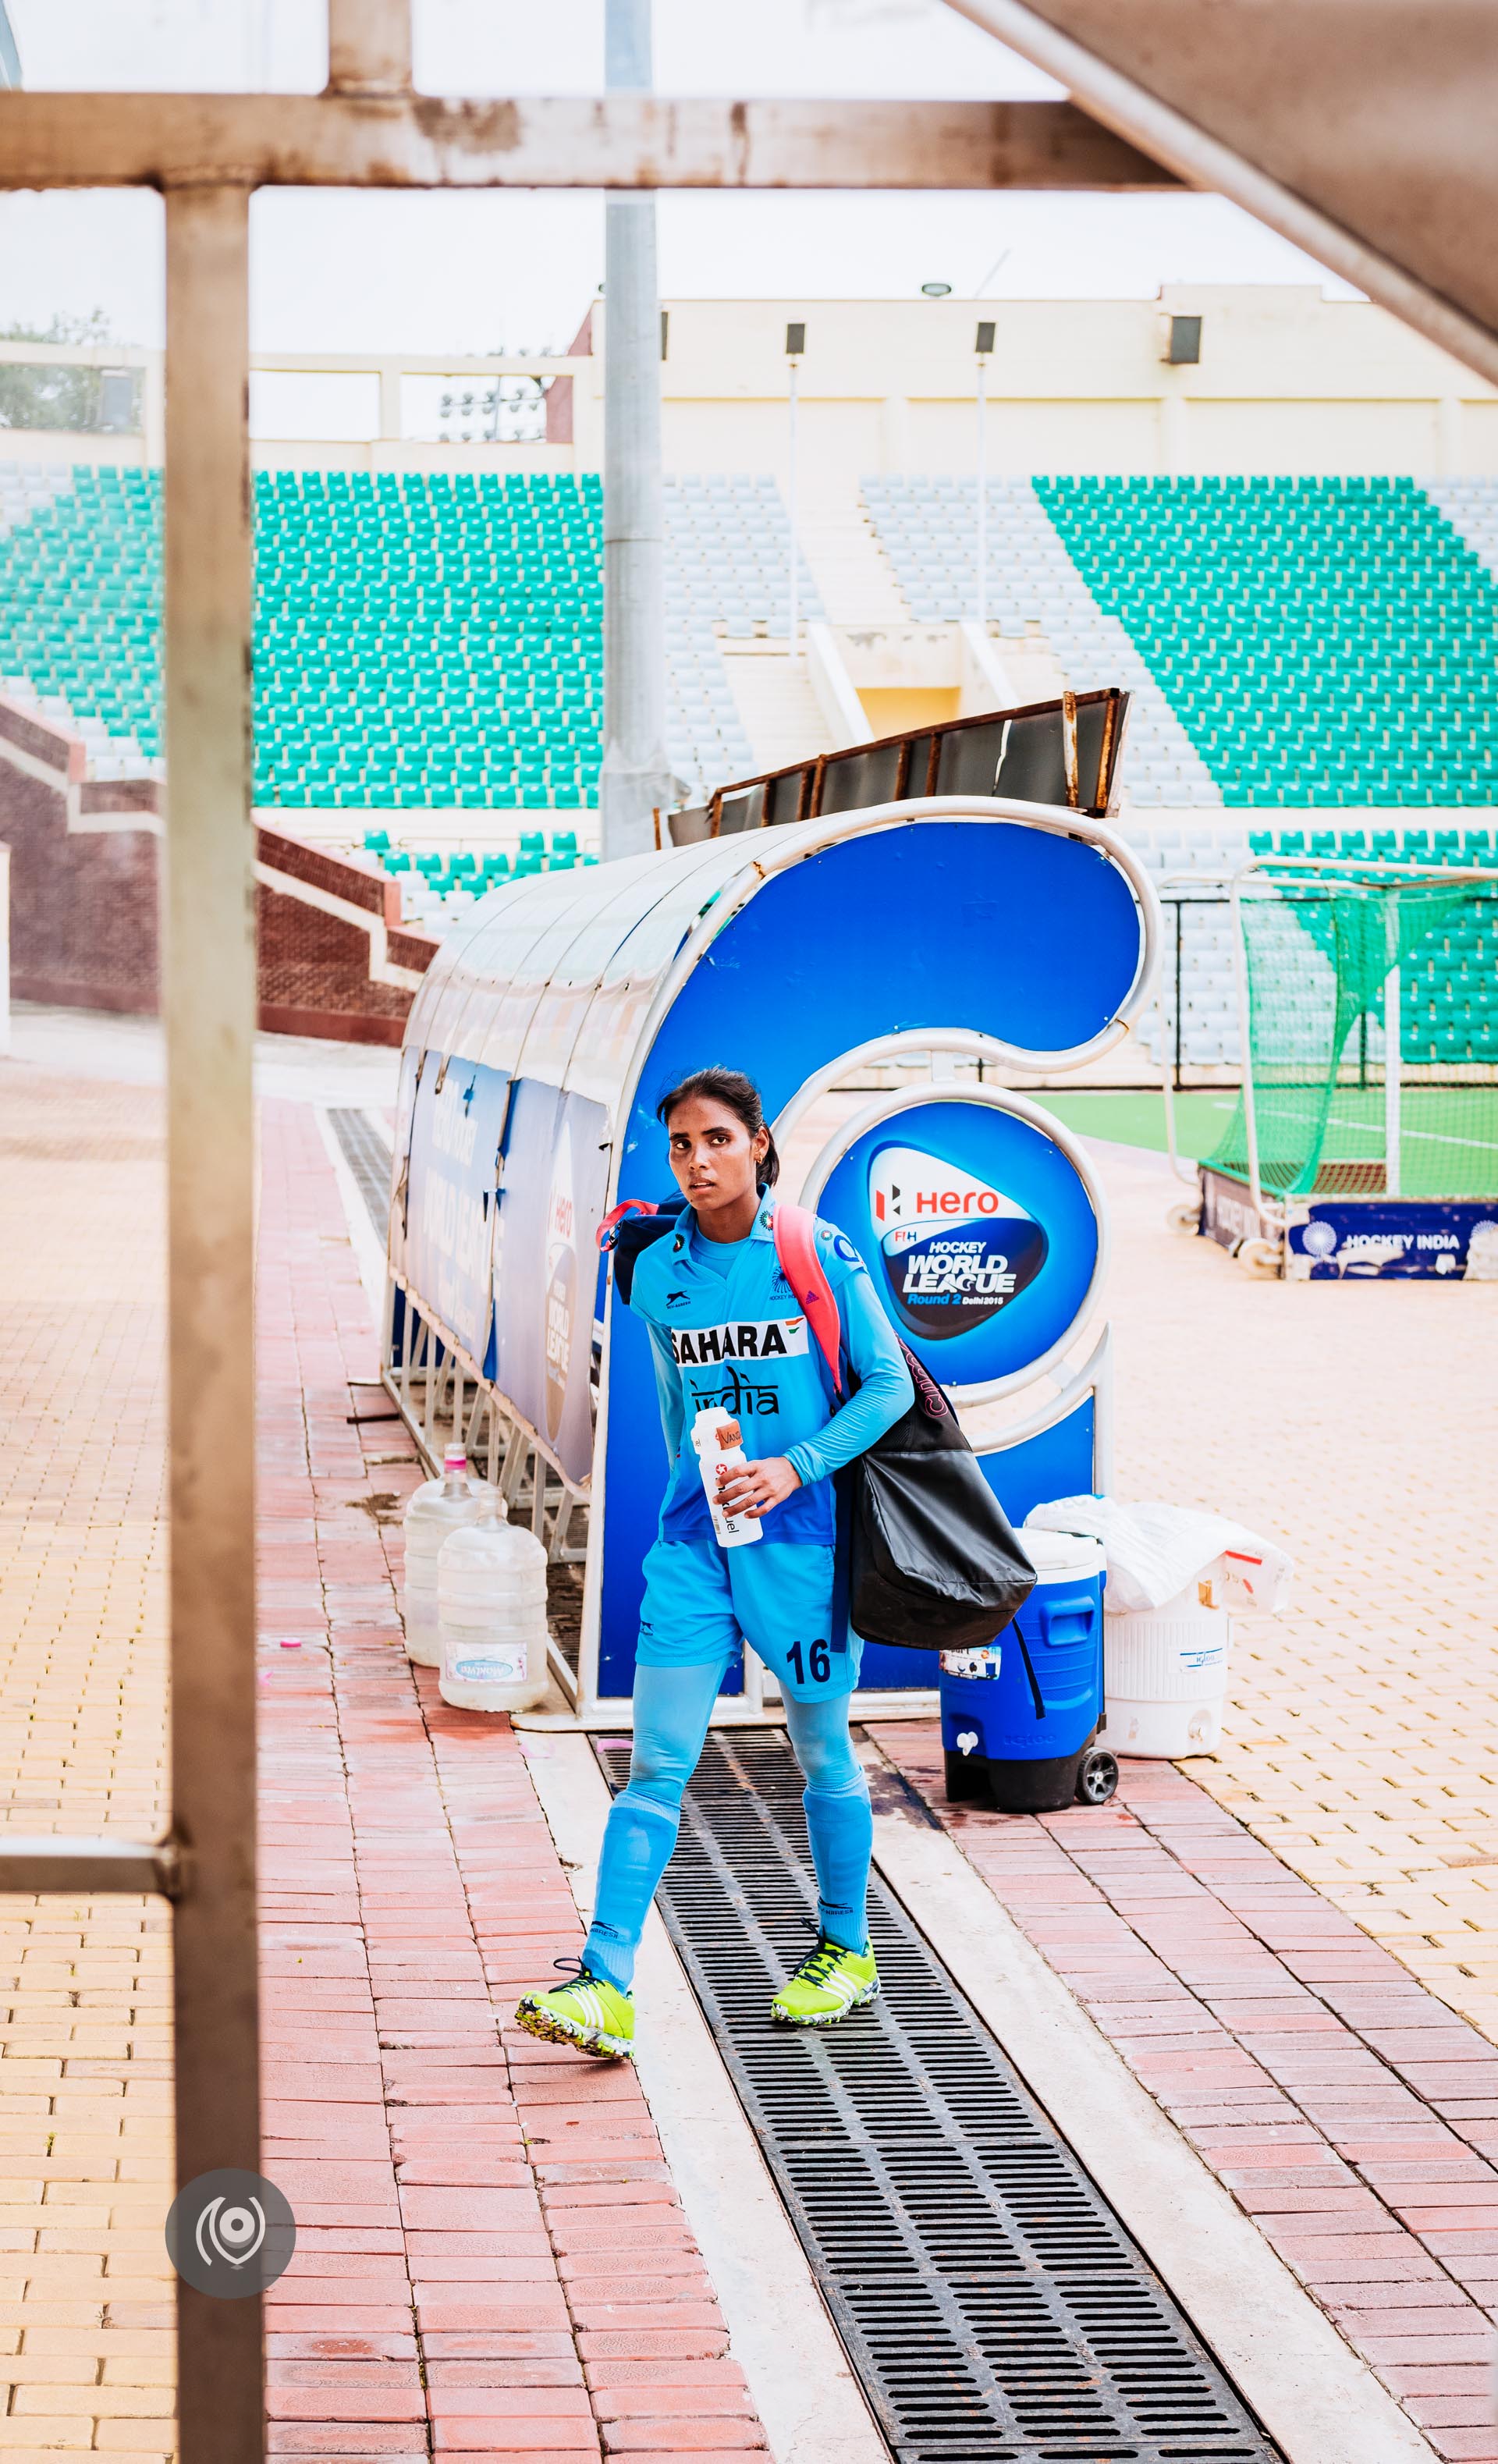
634, 285, 1498, 479
4, 286, 1497, 478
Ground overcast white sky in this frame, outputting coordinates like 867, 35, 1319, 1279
0, 0, 1355, 353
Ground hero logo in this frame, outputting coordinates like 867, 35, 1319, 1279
867, 1142, 1048, 1340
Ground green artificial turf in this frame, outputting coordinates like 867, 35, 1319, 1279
1036, 1089, 1238, 1160
1038, 1086, 1498, 1192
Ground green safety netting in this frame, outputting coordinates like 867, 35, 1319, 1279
1205, 873, 1498, 1197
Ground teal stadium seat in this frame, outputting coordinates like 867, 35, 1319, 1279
8, 462, 1496, 829
1033, 476, 1498, 808
0, 463, 603, 815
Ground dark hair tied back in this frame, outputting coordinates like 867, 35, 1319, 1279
656, 1067, 780, 1189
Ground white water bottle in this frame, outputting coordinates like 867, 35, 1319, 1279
438, 1495, 550, 1713
400, 1447, 488, 1667
692, 1408, 762, 1548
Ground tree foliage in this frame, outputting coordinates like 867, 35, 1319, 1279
0, 311, 139, 432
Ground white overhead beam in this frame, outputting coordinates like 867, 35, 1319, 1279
0, 92, 1180, 192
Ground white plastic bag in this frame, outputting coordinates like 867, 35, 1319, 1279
1024, 1497, 1293, 1615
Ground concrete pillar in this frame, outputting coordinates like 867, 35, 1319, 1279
378, 364, 402, 442
143, 350, 165, 465
1159, 388, 1189, 477
880, 393, 910, 471
1436, 394, 1462, 475
599, 0, 675, 861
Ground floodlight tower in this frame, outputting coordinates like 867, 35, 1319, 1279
975, 319, 996, 632
599, 0, 675, 861
786, 321, 805, 659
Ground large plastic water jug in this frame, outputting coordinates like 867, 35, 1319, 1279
437, 1500, 550, 1713
400, 1448, 488, 1667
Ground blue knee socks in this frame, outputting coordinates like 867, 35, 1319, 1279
584, 1784, 680, 1990
583, 1660, 725, 1990
581, 1667, 872, 1990
785, 1691, 871, 1955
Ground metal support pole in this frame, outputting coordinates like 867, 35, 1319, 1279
786, 350, 800, 658
1174, 896, 1184, 1089
1385, 961, 1402, 1195
1230, 869, 1266, 1227
163, 180, 263, 2464
599, 0, 673, 861
975, 353, 989, 632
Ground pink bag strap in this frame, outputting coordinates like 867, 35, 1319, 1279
772, 1201, 844, 1398
596, 1198, 658, 1252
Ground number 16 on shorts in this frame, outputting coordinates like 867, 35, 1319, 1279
786, 1638, 832, 1687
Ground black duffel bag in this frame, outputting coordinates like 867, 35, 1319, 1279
845, 1338, 1035, 1653
773, 1202, 1035, 1654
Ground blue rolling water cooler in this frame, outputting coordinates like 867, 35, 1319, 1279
939, 1530, 1113, 1813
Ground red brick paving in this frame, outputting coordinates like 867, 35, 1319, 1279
258, 1091, 1498, 2461
877, 1720, 1498, 2463
257, 1100, 763, 2459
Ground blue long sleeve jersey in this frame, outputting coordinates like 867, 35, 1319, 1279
627, 1196, 914, 1549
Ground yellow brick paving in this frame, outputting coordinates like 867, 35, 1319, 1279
0, 1070, 172, 2459
1097, 1140, 1498, 2042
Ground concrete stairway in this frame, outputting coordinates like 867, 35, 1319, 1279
796, 484, 909, 624
720, 644, 834, 772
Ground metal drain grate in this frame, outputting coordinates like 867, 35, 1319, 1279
327, 1107, 392, 1234
599, 1729, 1283, 2464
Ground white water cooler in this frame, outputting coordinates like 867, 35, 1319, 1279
1103, 1582, 1230, 1758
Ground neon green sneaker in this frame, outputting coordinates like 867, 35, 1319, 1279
771, 1934, 879, 2028
515, 1958, 634, 2061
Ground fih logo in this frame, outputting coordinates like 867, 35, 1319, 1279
166, 2168, 296, 2300
866, 1141, 1048, 1340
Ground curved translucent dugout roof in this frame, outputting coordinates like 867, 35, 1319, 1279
399, 797, 1159, 1159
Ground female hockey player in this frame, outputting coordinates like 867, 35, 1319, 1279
515, 1065, 914, 2061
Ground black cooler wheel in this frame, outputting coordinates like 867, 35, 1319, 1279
1076, 1747, 1119, 1805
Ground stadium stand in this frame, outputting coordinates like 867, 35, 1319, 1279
0, 463, 818, 844
1035, 475, 1498, 808
861, 473, 1498, 810
257, 467, 600, 815
2, 454, 1493, 1037
1425, 478, 1498, 589
0, 692, 438, 1041
863, 474, 1220, 808
666, 474, 818, 790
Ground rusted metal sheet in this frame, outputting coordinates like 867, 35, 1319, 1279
162, 182, 264, 2464
0, 91, 1180, 191
943, 0, 1498, 388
